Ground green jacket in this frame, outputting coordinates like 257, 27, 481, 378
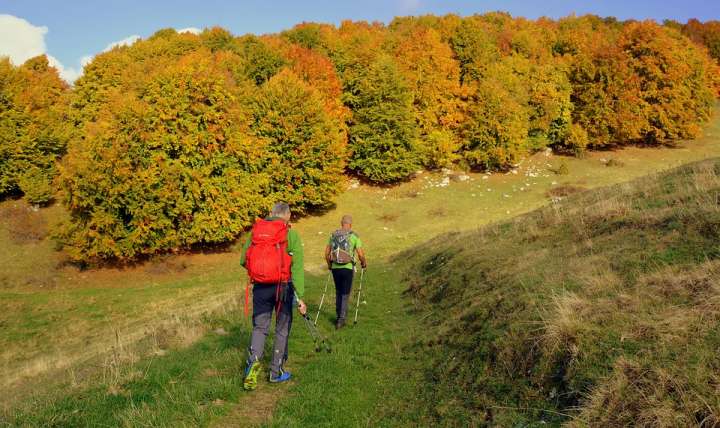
240, 217, 305, 298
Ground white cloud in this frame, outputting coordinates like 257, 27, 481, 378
0, 15, 202, 84
177, 27, 201, 35
80, 55, 93, 67
0, 14, 48, 64
46, 55, 82, 83
103, 34, 141, 51
0, 14, 83, 82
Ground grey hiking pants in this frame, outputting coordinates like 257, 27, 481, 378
331, 268, 354, 322
247, 282, 294, 377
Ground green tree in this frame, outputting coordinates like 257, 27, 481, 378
346, 55, 422, 182
461, 71, 530, 170
234, 35, 286, 85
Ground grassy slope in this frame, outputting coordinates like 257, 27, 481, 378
401, 158, 720, 426
2, 106, 720, 424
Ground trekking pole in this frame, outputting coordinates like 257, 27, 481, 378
301, 312, 332, 353
314, 272, 332, 326
296, 292, 331, 353
353, 268, 366, 325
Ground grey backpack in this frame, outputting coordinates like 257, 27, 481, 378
329, 230, 355, 264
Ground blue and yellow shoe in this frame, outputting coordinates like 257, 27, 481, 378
269, 370, 291, 384
243, 360, 261, 391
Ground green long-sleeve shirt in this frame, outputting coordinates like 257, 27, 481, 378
240, 217, 305, 298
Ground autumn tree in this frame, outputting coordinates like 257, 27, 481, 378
555, 15, 639, 148
618, 21, 717, 141
389, 23, 463, 168
266, 37, 348, 121
450, 16, 502, 84
234, 35, 286, 85
680, 19, 720, 63
57, 50, 268, 262
0, 55, 71, 203
248, 69, 347, 213
461, 60, 531, 170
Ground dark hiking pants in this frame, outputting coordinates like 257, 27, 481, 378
247, 282, 294, 377
331, 268, 354, 322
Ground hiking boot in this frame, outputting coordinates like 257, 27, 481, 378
269, 370, 291, 383
243, 360, 261, 391
335, 319, 346, 330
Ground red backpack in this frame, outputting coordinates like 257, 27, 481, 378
245, 218, 292, 284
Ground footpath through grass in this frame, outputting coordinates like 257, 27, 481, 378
3, 266, 422, 427
3, 106, 720, 425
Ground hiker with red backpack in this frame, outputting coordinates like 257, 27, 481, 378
240, 202, 307, 390
325, 214, 367, 329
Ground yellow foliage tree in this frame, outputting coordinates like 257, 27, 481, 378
0, 55, 71, 203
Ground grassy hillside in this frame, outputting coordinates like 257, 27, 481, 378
400, 158, 720, 426
2, 107, 720, 424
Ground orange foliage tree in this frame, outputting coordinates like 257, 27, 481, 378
389, 22, 464, 168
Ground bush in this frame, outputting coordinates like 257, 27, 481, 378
18, 168, 54, 205
421, 129, 462, 169
562, 123, 589, 154
556, 161, 570, 175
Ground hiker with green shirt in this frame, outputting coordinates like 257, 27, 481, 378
240, 202, 307, 390
325, 214, 367, 329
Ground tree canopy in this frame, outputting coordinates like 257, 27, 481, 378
1, 15, 717, 262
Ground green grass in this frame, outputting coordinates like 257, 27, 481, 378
2, 106, 720, 424
6, 312, 250, 427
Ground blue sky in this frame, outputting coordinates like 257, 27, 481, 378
1, 0, 718, 81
